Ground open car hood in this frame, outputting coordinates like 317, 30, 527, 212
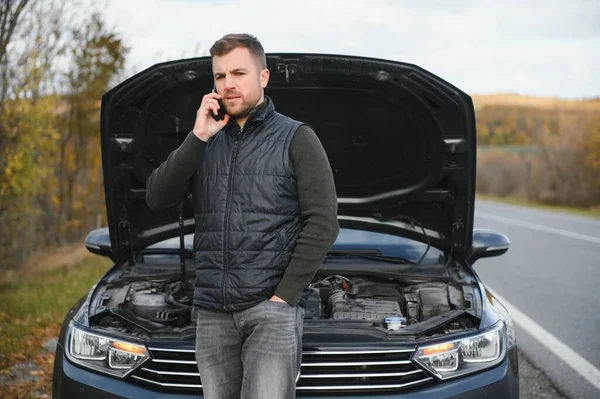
100, 53, 476, 260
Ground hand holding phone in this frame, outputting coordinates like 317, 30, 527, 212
211, 85, 227, 121
192, 87, 230, 142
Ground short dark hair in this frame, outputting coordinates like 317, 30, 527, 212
209, 33, 267, 68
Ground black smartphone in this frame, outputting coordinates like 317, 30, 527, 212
211, 84, 226, 121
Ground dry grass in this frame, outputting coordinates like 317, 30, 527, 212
471, 93, 600, 111
0, 249, 111, 398
23, 243, 89, 272
0, 244, 89, 287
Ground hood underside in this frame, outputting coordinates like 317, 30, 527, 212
100, 53, 476, 259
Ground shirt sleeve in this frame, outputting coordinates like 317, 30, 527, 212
273, 124, 340, 305
145, 131, 206, 211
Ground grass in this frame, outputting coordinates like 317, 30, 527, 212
476, 194, 600, 219
0, 253, 111, 397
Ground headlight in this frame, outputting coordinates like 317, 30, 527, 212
491, 297, 517, 348
412, 321, 506, 380
66, 323, 149, 377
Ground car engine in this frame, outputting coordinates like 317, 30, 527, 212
98, 274, 473, 331
302, 275, 405, 322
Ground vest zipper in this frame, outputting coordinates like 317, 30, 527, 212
221, 126, 244, 310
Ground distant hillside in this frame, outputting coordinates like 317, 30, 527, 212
469, 94, 600, 146
473, 93, 600, 208
471, 93, 600, 111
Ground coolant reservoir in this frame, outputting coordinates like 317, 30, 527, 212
131, 291, 171, 319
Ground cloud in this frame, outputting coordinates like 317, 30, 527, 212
104, 0, 599, 98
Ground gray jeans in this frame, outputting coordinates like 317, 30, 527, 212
195, 300, 305, 399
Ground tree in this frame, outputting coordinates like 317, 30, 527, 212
52, 12, 129, 242
0, 0, 30, 112
0, 0, 128, 268
0, 0, 65, 266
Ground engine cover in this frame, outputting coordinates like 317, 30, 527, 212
329, 291, 402, 322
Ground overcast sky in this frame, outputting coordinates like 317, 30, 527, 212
104, 0, 599, 99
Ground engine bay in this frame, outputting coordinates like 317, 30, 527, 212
302, 276, 471, 325
92, 271, 479, 337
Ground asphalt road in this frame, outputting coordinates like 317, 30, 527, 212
473, 199, 600, 399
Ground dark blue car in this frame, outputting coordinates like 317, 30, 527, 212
52, 53, 518, 398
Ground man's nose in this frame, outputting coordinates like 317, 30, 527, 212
224, 76, 236, 91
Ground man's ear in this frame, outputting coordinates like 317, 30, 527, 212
260, 68, 270, 89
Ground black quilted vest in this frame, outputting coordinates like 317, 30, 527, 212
191, 97, 304, 311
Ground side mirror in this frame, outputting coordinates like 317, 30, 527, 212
85, 227, 116, 261
468, 229, 510, 264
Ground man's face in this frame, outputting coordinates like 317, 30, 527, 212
212, 47, 269, 120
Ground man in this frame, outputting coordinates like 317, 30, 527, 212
145, 33, 339, 399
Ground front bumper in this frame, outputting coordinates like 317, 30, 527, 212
53, 344, 519, 399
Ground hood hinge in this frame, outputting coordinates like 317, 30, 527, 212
275, 63, 297, 83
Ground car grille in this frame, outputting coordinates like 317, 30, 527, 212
129, 346, 433, 394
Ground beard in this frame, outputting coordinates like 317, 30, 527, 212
225, 91, 262, 119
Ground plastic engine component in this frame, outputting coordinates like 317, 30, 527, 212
131, 291, 171, 319
300, 287, 322, 319
329, 291, 402, 322
404, 282, 466, 321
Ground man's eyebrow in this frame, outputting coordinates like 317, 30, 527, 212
214, 68, 248, 77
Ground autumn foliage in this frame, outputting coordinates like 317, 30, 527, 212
0, 1, 128, 270
475, 101, 600, 208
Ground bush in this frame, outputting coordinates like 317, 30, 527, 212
476, 108, 600, 209
476, 150, 530, 198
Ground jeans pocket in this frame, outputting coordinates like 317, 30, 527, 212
266, 300, 295, 313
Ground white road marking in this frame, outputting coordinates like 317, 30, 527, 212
477, 202, 600, 226
476, 211, 600, 245
487, 287, 600, 391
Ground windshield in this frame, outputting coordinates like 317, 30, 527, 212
146, 228, 444, 265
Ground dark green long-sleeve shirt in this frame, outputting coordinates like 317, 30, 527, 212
146, 124, 339, 306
